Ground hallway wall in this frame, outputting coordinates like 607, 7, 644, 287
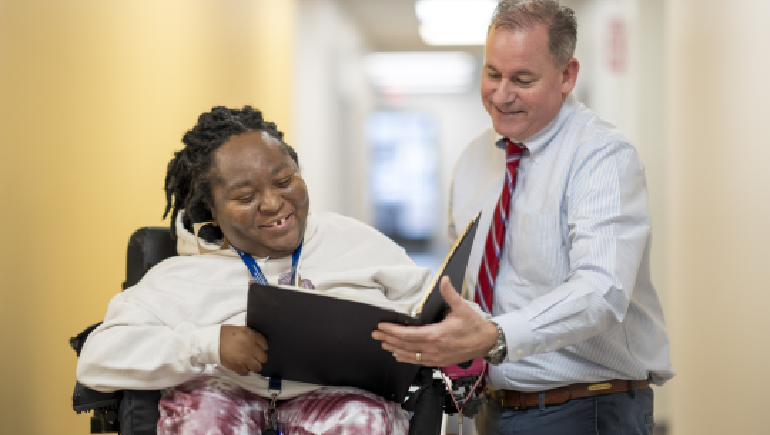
666, 1, 770, 434
293, 0, 375, 221
0, 1, 296, 433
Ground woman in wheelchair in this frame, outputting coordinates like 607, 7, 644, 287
76, 106, 433, 435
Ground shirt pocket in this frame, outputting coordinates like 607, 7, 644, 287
510, 213, 566, 286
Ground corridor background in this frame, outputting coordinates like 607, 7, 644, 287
1, 1, 768, 434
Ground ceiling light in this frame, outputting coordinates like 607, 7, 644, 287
364, 51, 476, 94
415, 0, 498, 46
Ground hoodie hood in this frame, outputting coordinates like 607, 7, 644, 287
175, 211, 231, 256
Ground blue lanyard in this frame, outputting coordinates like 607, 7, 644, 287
234, 244, 295, 433
232, 240, 303, 286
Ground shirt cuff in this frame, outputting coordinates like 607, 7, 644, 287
493, 311, 537, 363
195, 324, 222, 366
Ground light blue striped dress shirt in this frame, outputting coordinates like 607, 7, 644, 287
448, 95, 675, 391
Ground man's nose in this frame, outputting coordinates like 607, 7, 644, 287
492, 80, 516, 106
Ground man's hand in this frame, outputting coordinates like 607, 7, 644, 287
372, 276, 499, 367
220, 325, 268, 375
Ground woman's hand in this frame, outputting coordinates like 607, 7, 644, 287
220, 325, 268, 375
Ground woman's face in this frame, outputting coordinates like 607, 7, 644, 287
209, 130, 309, 258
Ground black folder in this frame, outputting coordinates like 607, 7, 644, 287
246, 213, 480, 403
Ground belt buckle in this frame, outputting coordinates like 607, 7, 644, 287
587, 382, 613, 392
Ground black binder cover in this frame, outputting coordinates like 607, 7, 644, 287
246, 213, 480, 403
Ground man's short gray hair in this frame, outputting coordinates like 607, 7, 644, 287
490, 0, 577, 67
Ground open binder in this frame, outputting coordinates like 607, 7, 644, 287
246, 213, 481, 403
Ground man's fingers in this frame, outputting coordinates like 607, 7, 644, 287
380, 338, 416, 356
375, 322, 441, 346
372, 277, 484, 367
440, 276, 468, 313
391, 349, 432, 366
375, 278, 462, 340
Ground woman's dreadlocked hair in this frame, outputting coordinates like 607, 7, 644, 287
163, 106, 298, 242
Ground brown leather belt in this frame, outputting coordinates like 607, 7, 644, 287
486, 379, 650, 410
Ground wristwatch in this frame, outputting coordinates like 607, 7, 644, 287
484, 322, 507, 365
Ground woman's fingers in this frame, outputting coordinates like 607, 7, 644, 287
245, 354, 263, 374
220, 325, 270, 375
246, 328, 269, 352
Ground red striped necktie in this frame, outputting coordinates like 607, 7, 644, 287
474, 139, 526, 314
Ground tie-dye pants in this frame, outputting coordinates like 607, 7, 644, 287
158, 376, 409, 435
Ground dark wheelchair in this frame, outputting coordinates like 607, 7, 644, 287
70, 227, 484, 435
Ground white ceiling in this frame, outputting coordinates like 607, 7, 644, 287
336, 0, 486, 57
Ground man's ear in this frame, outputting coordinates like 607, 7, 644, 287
561, 58, 580, 96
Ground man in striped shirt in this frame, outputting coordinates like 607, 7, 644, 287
374, 1, 674, 434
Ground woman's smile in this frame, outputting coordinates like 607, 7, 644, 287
260, 213, 293, 229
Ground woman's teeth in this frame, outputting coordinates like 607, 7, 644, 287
266, 216, 289, 227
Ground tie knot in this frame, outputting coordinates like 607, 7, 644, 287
505, 138, 526, 156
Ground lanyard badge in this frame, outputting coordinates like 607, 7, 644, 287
232, 240, 303, 286
263, 376, 282, 435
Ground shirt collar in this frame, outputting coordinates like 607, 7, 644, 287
495, 93, 579, 154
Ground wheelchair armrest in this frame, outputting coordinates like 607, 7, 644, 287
73, 382, 122, 413
73, 383, 162, 435
403, 368, 446, 435
73, 382, 122, 434
120, 390, 162, 435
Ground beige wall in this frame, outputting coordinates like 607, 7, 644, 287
294, 0, 375, 221
667, 1, 770, 434
0, 1, 296, 433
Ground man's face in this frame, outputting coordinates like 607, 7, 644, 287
481, 24, 578, 142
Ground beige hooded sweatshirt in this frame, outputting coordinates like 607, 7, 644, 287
77, 211, 432, 399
